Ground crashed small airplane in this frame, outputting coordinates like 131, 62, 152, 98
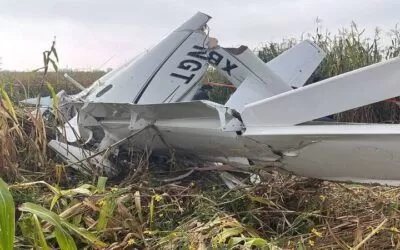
23, 12, 400, 185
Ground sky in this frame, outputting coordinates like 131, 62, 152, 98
0, 0, 399, 71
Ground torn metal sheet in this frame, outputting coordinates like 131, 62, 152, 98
48, 140, 117, 176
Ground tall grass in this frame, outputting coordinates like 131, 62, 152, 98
0, 70, 106, 102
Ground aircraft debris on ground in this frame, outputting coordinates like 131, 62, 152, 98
23, 12, 400, 186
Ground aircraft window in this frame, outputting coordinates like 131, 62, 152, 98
96, 84, 113, 97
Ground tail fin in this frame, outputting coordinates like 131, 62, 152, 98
81, 12, 212, 105
220, 41, 325, 112
266, 40, 326, 88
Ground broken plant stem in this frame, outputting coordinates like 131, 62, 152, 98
351, 218, 388, 250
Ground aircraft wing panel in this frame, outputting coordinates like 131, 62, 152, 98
244, 124, 400, 185
241, 57, 400, 127
76, 101, 400, 185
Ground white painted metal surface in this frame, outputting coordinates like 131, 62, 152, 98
213, 46, 291, 93
244, 125, 400, 185
225, 76, 275, 112
81, 12, 211, 104
48, 140, 116, 176
59, 114, 80, 143
242, 57, 400, 127
267, 40, 326, 88
75, 100, 400, 184
223, 40, 325, 112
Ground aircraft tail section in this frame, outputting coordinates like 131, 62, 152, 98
218, 41, 325, 112
212, 46, 291, 93
82, 12, 212, 105
267, 40, 326, 88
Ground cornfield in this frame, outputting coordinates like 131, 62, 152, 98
0, 22, 400, 249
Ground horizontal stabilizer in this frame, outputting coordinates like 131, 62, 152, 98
241, 57, 400, 127
266, 40, 326, 88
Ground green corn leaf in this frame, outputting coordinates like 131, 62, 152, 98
60, 184, 94, 196
149, 196, 155, 226
32, 214, 50, 250
50, 194, 61, 211
62, 221, 107, 248
248, 195, 275, 206
12, 181, 61, 196
18, 215, 34, 243
96, 197, 116, 231
46, 82, 59, 121
20, 202, 107, 248
212, 227, 243, 246
19, 203, 76, 250
96, 176, 107, 193
72, 214, 83, 226
19, 214, 49, 250
227, 236, 245, 248
0, 178, 15, 250
243, 238, 270, 249
12, 181, 94, 211
54, 228, 77, 250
